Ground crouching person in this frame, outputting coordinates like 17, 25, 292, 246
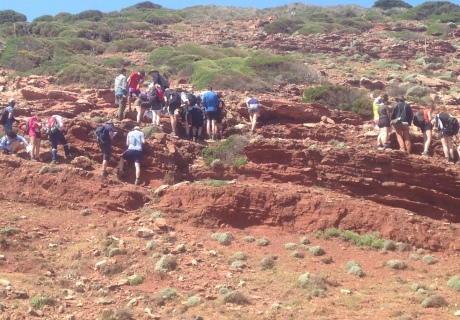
0, 130, 28, 155
117, 126, 145, 185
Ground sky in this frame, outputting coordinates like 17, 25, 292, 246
2, 0, 432, 22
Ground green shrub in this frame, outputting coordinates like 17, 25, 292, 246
128, 274, 144, 286
409, 254, 420, 260
405, 85, 433, 98
290, 251, 305, 259
244, 236, 255, 243
231, 261, 246, 269
233, 157, 247, 167
298, 272, 327, 296
256, 237, 270, 246
159, 287, 177, 300
309, 246, 325, 256
387, 259, 407, 270
186, 296, 202, 307
211, 232, 233, 246
154, 254, 177, 272
324, 227, 341, 238
263, 18, 305, 35
422, 255, 438, 265
260, 256, 275, 270
221, 290, 250, 305
231, 251, 247, 261
346, 261, 365, 277
285, 243, 297, 250
0, 10, 26, 24
30, 295, 55, 310
373, 0, 412, 9
421, 295, 447, 308
447, 276, 460, 291
0, 227, 19, 236
202, 180, 227, 187
299, 236, 310, 245
202, 134, 250, 166
102, 57, 132, 68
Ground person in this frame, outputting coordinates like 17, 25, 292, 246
164, 89, 182, 137
134, 83, 152, 125
190, 99, 204, 142
0, 130, 28, 155
377, 99, 391, 149
2, 98, 19, 132
201, 87, 219, 140
47, 115, 71, 164
127, 70, 145, 111
373, 92, 386, 147
421, 105, 436, 156
28, 114, 42, 161
117, 126, 145, 185
434, 107, 455, 163
149, 83, 163, 126
215, 92, 225, 140
114, 68, 128, 121
180, 90, 198, 139
148, 69, 169, 92
391, 96, 413, 154
98, 119, 115, 178
245, 95, 260, 135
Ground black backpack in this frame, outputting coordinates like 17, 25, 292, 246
186, 93, 197, 106
0, 108, 9, 125
444, 116, 459, 136
412, 109, 425, 128
167, 90, 181, 108
95, 126, 110, 146
148, 87, 162, 106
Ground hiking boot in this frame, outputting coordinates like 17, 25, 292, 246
383, 144, 390, 150
444, 157, 451, 164
134, 178, 140, 185
65, 154, 72, 160
421, 151, 429, 157
171, 131, 178, 137
102, 170, 109, 178
192, 136, 197, 142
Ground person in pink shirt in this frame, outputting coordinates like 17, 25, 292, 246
127, 70, 145, 111
28, 115, 42, 161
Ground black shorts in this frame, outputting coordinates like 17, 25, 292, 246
168, 103, 181, 116
122, 149, 143, 163
206, 111, 218, 121
378, 118, 390, 128
215, 110, 223, 124
191, 110, 204, 128
100, 143, 112, 161
421, 122, 433, 133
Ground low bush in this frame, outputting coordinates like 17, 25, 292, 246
387, 259, 407, 270
447, 276, 460, 291
422, 255, 438, 265
30, 295, 55, 310
421, 295, 447, 308
211, 232, 233, 246
159, 287, 177, 300
154, 254, 177, 272
202, 134, 250, 166
128, 274, 144, 286
221, 290, 250, 305
256, 237, 270, 246
260, 256, 276, 270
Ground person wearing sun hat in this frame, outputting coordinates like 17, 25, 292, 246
117, 125, 145, 185
2, 97, 19, 133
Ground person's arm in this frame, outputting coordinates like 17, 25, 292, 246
141, 133, 145, 144
126, 134, 129, 147
0, 137, 6, 151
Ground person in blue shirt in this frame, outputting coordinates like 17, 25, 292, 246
3, 98, 19, 132
201, 87, 219, 140
0, 130, 28, 155
117, 126, 145, 185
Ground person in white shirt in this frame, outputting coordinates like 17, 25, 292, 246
114, 68, 128, 121
117, 126, 145, 185
0, 130, 28, 155
47, 115, 71, 164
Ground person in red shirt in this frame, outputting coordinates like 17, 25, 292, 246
127, 70, 145, 111
28, 114, 42, 161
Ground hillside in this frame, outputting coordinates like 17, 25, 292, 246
0, 1, 460, 319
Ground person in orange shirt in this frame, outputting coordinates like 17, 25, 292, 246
127, 70, 145, 111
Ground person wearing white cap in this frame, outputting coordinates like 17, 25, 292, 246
2, 98, 19, 132
117, 125, 145, 185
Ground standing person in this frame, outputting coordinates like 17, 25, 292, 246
391, 97, 413, 154
377, 100, 391, 149
180, 90, 197, 139
115, 68, 128, 121
215, 92, 225, 140
373, 92, 386, 147
46, 115, 71, 164
117, 126, 145, 185
127, 70, 145, 111
148, 69, 169, 92
164, 89, 182, 137
2, 98, 19, 132
421, 105, 436, 156
189, 99, 204, 142
28, 114, 42, 161
149, 83, 163, 126
245, 95, 260, 135
0, 130, 28, 155
134, 83, 151, 125
96, 119, 115, 178
434, 107, 456, 163
201, 87, 219, 140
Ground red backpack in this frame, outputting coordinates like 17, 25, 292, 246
46, 116, 59, 134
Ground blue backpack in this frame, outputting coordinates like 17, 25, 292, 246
95, 126, 110, 146
247, 98, 259, 112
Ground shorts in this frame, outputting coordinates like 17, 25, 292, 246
34, 131, 42, 139
168, 104, 181, 116
206, 111, 218, 121
129, 88, 141, 97
378, 118, 390, 128
100, 143, 112, 161
151, 102, 162, 111
122, 149, 142, 163
215, 110, 223, 124
248, 106, 260, 113
421, 122, 433, 133
191, 111, 204, 128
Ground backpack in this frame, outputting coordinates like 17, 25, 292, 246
0, 108, 9, 125
412, 109, 425, 128
167, 90, 181, 107
186, 93, 197, 106
247, 98, 259, 112
443, 116, 459, 136
46, 116, 59, 134
148, 86, 162, 106
95, 126, 110, 146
